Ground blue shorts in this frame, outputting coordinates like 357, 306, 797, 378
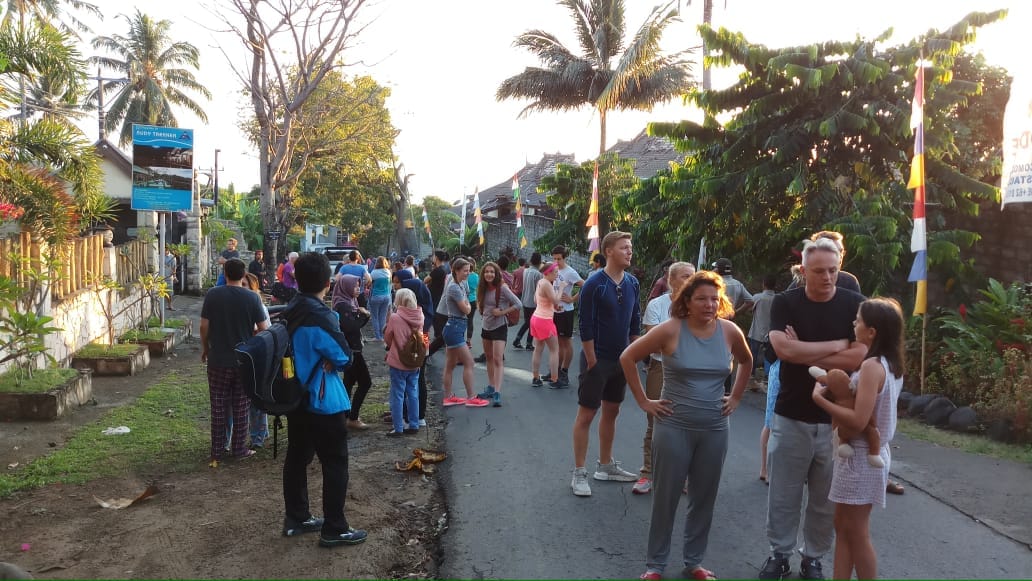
443, 318, 467, 349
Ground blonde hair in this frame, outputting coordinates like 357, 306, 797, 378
801, 237, 841, 266
394, 288, 417, 308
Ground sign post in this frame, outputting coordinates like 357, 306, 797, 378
131, 125, 194, 324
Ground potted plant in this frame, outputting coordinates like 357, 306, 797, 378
72, 276, 151, 376
0, 275, 92, 421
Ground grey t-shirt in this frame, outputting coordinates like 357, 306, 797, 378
521, 267, 543, 307
481, 284, 521, 331
439, 280, 468, 318
200, 285, 267, 367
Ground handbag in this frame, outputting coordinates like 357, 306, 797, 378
497, 286, 520, 327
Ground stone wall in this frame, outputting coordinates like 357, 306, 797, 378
954, 201, 1032, 285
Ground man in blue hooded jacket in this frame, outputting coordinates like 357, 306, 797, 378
280, 252, 367, 548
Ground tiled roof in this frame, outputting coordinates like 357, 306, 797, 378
477, 152, 576, 213
606, 129, 681, 178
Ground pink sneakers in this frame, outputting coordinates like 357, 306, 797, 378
464, 397, 490, 407
442, 395, 467, 407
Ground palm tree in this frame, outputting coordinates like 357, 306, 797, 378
497, 0, 692, 155
89, 9, 210, 147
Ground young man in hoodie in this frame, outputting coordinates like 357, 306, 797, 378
280, 252, 367, 548
393, 269, 434, 426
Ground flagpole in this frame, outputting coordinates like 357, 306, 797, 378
908, 53, 928, 393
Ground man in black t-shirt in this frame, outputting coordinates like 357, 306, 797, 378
200, 258, 269, 465
424, 250, 450, 357
248, 249, 266, 290
759, 238, 866, 581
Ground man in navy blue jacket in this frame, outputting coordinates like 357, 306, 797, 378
280, 252, 367, 548
570, 231, 642, 497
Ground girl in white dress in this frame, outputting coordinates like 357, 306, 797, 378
811, 297, 905, 580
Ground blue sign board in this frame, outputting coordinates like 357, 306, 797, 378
131, 125, 194, 212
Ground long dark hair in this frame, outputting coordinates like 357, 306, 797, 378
476, 261, 503, 311
859, 297, 905, 378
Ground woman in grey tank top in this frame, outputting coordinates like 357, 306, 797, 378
619, 271, 753, 581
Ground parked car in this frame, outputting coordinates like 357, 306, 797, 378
322, 245, 359, 274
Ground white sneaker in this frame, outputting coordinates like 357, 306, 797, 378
418, 419, 427, 427
593, 459, 637, 482
571, 467, 592, 496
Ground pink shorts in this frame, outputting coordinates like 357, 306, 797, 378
530, 315, 557, 341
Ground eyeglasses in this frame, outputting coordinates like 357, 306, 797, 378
615, 284, 623, 306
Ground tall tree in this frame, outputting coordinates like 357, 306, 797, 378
646, 11, 1007, 298
223, 0, 370, 270
497, 0, 693, 155
536, 154, 638, 253
89, 9, 211, 147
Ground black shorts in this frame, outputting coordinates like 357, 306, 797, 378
481, 325, 507, 342
577, 354, 626, 409
555, 310, 575, 338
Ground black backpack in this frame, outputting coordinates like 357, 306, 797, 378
235, 315, 317, 457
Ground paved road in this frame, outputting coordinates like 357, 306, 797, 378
435, 337, 1032, 579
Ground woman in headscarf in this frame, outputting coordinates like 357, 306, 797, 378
331, 274, 372, 430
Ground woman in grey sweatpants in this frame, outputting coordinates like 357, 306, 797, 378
620, 271, 753, 580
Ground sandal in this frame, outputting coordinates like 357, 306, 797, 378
640, 572, 661, 580
887, 481, 905, 495
689, 566, 717, 580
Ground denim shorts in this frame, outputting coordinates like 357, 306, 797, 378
443, 318, 467, 349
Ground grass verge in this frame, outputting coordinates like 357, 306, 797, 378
0, 368, 80, 394
0, 365, 210, 498
147, 316, 187, 328
358, 381, 391, 422
121, 328, 172, 342
75, 343, 143, 358
896, 417, 1032, 466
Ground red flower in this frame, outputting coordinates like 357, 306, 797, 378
0, 203, 24, 221
958, 303, 967, 322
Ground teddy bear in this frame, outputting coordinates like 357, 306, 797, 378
809, 366, 884, 468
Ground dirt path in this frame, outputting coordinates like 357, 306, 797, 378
0, 297, 446, 579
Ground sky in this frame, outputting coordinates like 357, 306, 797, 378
79, 0, 1026, 204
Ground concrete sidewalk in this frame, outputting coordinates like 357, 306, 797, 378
740, 390, 1032, 549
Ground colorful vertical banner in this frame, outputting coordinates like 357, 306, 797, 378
460, 190, 468, 243
586, 161, 600, 252
907, 63, 928, 316
474, 188, 484, 246
512, 175, 527, 248
422, 205, 433, 248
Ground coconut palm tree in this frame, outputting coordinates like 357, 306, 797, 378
89, 9, 210, 147
497, 0, 692, 155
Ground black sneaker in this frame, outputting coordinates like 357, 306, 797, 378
758, 554, 791, 580
283, 516, 324, 537
474, 353, 487, 363
549, 378, 569, 389
318, 528, 368, 547
559, 368, 569, 380
512, 340, 523, 349
799, 557, 824, 580
525, 342, 534, 350
531, 377, 543, 387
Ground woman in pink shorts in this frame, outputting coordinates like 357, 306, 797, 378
530, 262, 565, 387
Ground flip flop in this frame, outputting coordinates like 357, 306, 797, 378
887, 481, 905, 495
689, 566, 717, 580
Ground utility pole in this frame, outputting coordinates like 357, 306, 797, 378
213, 149, 221, 219
93, 68, 129, 141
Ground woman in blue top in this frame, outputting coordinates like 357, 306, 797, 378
369, 256, 392, 341
464, 257, 479, 344
619, 271, 752, 581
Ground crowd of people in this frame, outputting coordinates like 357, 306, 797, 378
198, 230, 906, 578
